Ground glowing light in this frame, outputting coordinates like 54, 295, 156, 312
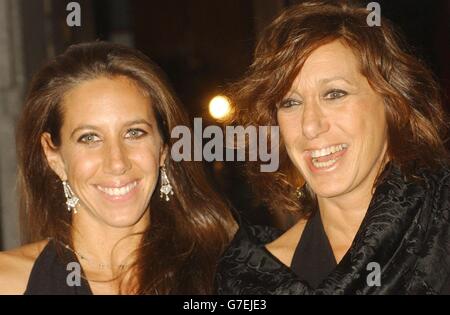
209, 95, 232, 120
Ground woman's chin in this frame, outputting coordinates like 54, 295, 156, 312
105, 217, 144, 228
310, 183, 349, 199
94, 209, 149, 229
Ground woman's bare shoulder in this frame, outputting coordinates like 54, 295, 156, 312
265, 219, 307, 267
0, 240, 49, 294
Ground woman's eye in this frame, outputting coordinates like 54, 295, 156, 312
125, 128, 147, 139
324, 89, 347, 100
78, 133, 100, 144
278, 99, 302, 109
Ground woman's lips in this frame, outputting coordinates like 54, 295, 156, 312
305, 146, 349, 173
95, 180, 140, 202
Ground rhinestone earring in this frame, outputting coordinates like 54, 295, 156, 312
63, 180, 79, 213
159, 166, 174, 201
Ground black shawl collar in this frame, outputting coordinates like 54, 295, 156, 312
216, 163, 450, 294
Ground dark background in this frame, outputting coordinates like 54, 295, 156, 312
23, 0, 450, 117
1, 0, 448, 249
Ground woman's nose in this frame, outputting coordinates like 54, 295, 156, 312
301, 102, 330, 140
103, 141, 132, 175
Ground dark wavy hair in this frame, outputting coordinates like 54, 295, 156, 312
229, 0, 449, 218
16, 41, 236, 294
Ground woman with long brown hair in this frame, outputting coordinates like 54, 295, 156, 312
216, 1, 450, 294
0, 41, 236, 294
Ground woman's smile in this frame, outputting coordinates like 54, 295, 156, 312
50, 76, 164, 227
304, 143, 349, 173
278, 41, 388, 198
95, 180, 141, 202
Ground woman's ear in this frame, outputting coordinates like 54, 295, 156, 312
41, 132, 67, 180
159, 145, 168, 167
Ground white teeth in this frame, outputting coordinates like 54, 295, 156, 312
310, 144, 348, 158
310, 144, 349, 169
97, 181, 138, 197
312, 158, 337, 168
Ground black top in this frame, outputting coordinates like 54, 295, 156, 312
216, 163, 450, 294
290, 210, 337, 288
24, 240, 93, 295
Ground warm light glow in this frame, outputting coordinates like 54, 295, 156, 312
209, 95, 231, 120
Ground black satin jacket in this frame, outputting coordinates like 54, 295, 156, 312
216, 163, 450, 294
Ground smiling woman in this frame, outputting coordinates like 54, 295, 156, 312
276, 40, 389, 205
41, 76, 164, 230
0, 42, 236, 294
216, 0, 450, 295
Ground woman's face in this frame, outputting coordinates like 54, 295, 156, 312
42, 76, 166, 228
277, 40, 388, 199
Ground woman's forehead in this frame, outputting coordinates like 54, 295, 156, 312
60, 76, 155, 129
286, 41, 365, 92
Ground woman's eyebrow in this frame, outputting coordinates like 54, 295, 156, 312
285, 76, 355, 96
318, 76, 353, 85
283, 90, 302, 99
123, 119, 153, 128
70, 120, 153, 139
70, 125, 99, 139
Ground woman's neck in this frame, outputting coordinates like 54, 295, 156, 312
317, 156, 389, 262
70, 210, 149, 284
318, 190, 371, 244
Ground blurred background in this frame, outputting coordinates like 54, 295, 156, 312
0, 0, 448, 250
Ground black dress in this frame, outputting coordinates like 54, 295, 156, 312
290, 210, 337, 288
216, 163, 450, 294
24, 240, 92, 295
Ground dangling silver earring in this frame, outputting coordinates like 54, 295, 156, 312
63, 180, 79, 213
159, 166, 174, 201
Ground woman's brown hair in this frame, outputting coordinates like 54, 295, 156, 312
229, 0, 449, 218
16, 41, 236, 294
